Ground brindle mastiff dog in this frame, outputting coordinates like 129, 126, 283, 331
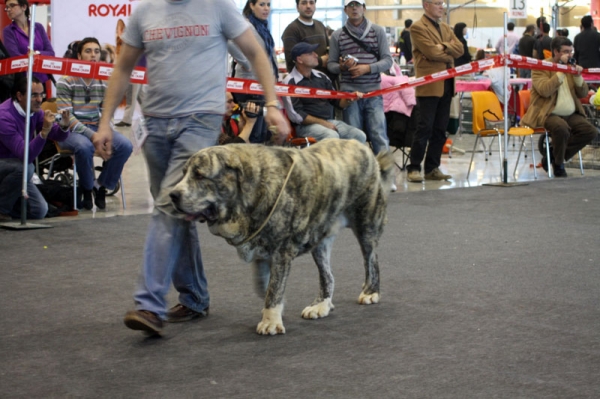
170, 139, 394, 335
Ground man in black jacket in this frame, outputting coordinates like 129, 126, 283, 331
573, 15, 600, 68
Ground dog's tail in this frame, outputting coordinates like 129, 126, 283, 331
376, 150, 395, 194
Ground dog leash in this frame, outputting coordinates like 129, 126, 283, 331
240, 157, 296, 245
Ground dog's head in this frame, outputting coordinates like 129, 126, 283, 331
170, 146, 244, 227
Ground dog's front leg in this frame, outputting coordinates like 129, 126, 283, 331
302, 236, 335, 319
256, 256, 291, 335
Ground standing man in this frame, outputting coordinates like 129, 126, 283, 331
56, 37, 133, 210
283, 42, 367, 143
282, 0, 330, 75
518, 24, 536, 77
93, 0, 289, 336
533, 22, 551, 60
521, 36, 596, 177
573, 15, 600, 69
405, 0, 463, 182
495, 22, 519, 55
327, 0, 393, 155
398, 19, 413, 63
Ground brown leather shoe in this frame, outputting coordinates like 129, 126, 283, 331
123, 310, 163, 335
166, 304, 209, 323
424, 168, 452, 181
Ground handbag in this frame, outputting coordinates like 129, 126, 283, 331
483, 109, 504, 131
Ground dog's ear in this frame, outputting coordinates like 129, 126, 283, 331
221, 151, 244, 178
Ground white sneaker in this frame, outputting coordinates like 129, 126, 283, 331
390, 183, 397, 192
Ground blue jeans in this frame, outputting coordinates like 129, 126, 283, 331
134, 113, 221, 318
59, 127, 133, 191
343, 95, 389, 154
295, 120, 367, 143
0, 160, 47, 219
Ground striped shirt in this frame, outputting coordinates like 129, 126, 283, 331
56, 76, 107, 139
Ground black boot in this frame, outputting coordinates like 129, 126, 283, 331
80, 189, 93, 210
553, 163, 568, 178
93, 186, 107, 209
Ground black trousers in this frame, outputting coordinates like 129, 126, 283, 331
408, 78, 453, 174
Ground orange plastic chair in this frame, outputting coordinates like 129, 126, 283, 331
467, 91, 506, 180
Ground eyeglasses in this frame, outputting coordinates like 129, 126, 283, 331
31, 92, 46, 99
4, 4, 19, 12
84, 86, 90, 104
427, 1, 446, 6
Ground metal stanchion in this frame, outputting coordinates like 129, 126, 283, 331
483, 12, 528, 187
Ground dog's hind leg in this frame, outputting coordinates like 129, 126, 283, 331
302, 236, 336, 320
256, 254, 292, 335
352, 222, 383, 305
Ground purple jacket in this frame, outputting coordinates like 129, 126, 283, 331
3, 21, 55, 83
0, 99, 69, 161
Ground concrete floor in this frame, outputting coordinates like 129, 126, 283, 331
33, 125, 600, 223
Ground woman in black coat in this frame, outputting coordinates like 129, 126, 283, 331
453, 22, 472, 67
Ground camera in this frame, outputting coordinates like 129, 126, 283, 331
342, 54, 358, 63
241, 102, 263, 118
567, 57, 576, 66
54, 113, 62, 123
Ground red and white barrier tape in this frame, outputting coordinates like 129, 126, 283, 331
2, 54, 600, 101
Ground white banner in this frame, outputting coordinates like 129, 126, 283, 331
51, 0, 140, 65
508, 0, 528, 19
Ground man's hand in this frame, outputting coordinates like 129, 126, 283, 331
435, 43, 445, 51
348, 64, 370, 78
320, 120, 337, 131
58, 109, 71, 130
93, 123, 114, 160
339, 56, 357, 71
42, 110, 54, 130
575, 65, 583, 75
264, 107, 290, 145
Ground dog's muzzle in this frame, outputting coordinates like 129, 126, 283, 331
169, 191, 217, 223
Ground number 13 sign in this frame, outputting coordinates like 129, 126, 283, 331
509, 0, 527, 18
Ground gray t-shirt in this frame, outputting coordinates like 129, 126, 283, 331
122, 0, 249, 117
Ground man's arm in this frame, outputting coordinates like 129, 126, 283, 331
55, 78, 94, 139
233, 28, 290, 143
531, 69, 561, 98
94, 43, 144, 159
410, 23, 454, 64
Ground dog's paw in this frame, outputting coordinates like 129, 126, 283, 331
301, 298, 334, 319
358, 292, 380, 305
256, 305, 285, 335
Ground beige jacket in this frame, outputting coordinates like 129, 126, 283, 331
410, 14, 464, 97
521, 61, 589, 128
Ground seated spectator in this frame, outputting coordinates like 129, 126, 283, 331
0, 77, 70, 220
283, 42, 366, 143
521, 36, 597, 177
381, 62, 418, 156
56, 37, 133, 210
219, 92, 258, 144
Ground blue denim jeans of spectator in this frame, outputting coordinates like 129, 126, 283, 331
342, 95, 389, 154
59, 126, 133, 191
0, 160, 47, 219
295, 120, 367, 143
408, 78, 453, 174
134, 113, 221, 319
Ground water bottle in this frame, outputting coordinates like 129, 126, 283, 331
399, 52, 406, 66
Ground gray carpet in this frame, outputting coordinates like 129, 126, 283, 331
1, 177, 600, 398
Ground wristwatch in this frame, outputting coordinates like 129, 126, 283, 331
264, 100, 282, 110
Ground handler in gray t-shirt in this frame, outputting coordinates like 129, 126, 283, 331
94, 0, 290, 336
